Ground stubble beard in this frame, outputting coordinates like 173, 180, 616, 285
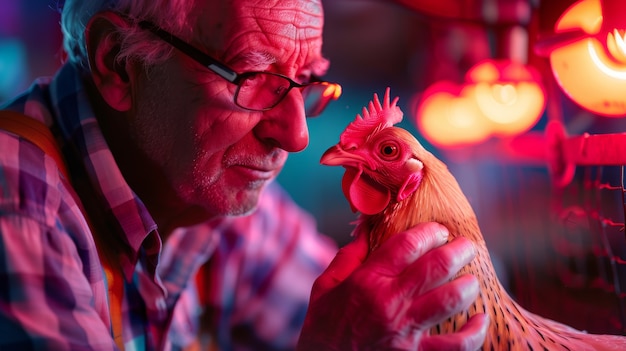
187, 148, 267, 217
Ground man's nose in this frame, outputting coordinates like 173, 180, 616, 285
253, 90, 309, 152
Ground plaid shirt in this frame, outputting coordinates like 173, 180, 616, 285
0, 63, 336, 350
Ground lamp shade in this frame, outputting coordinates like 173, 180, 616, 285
549, 0, 626, 117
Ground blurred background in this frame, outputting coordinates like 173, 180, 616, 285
3, 0, 626, 336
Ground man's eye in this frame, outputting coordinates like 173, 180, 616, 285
274, 86, 287, 95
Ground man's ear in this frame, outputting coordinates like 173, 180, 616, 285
85, 12, 134, 112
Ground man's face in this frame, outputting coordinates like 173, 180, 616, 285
129, 0, 328, 218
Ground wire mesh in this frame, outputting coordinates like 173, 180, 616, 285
464, 160, 626, 336
545, 164, 626, 334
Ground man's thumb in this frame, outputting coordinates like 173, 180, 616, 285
310, 231, 369, 300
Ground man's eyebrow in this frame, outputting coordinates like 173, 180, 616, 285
235, 51, 330, 76
237, 51, 277, 67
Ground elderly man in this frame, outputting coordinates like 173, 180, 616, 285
0, 0, 487, 349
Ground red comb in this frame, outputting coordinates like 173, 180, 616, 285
340, 87, 403, 147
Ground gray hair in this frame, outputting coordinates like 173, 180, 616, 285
60, 0, 198, 70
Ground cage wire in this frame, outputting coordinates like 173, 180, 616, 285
551, 164, 626, 334
465, 159, 626, 336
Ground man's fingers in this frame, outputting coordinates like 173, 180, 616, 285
365, 222, 450, 276
409, 274, 480, 330
421, 313, 490, 351
314, 222, 451, 297
310, 231, 368, 299
399, 237, 476, 295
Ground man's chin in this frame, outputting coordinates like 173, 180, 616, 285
224, 204, 258, 217
206, 185, 266, 218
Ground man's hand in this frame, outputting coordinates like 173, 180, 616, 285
297, 222, 489, 350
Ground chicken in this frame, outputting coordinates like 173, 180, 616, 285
320, 88, 626, 350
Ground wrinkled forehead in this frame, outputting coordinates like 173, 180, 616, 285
196, 0, 325, 70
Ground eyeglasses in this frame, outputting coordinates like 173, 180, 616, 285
138, 21, 342, 117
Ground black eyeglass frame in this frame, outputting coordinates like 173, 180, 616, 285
138, 21, 340, 115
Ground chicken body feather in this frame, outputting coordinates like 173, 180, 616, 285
320, 88, 626, 350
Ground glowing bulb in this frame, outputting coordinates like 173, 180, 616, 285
607, 29, 626, 63
466, 60, 545, 135
492, 84, 517, 105
474, 81, 545, 131
588, 40, 626, 79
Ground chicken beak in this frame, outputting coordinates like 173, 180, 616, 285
320, 145, 367, 168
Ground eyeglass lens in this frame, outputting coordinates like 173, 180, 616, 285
302, 83, 337, 117
236, 73, 290, 111
236, 73, 339, 117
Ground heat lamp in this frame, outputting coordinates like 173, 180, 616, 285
416, 59, 546, 148
536, 0, 626, 117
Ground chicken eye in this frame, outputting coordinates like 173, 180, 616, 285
379, 142, 400, 160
